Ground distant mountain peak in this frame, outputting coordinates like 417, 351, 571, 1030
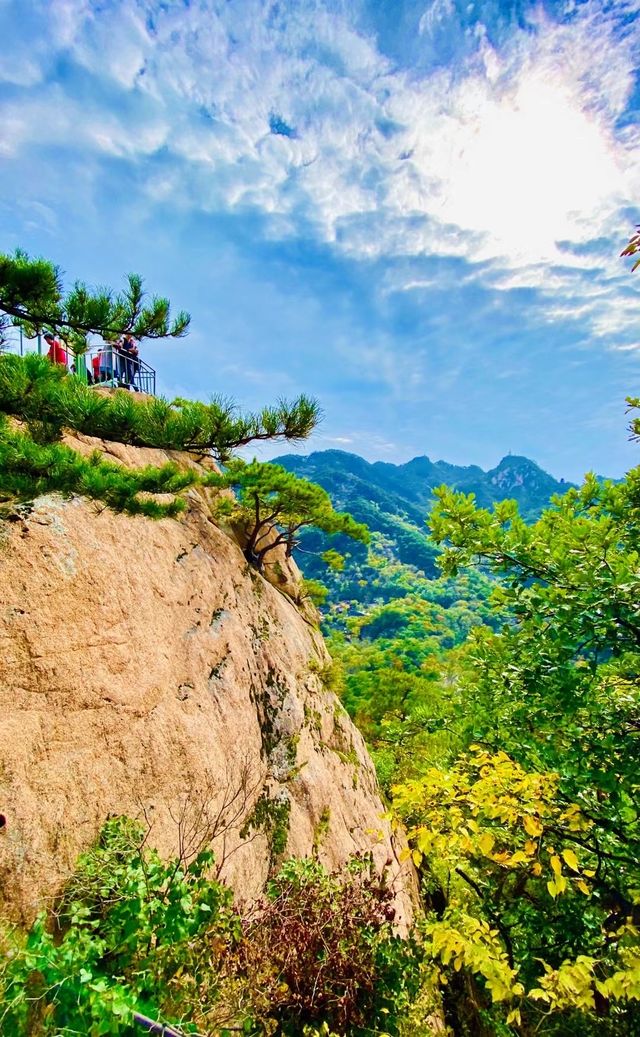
487, 455, 570, 495
494, 454, 541, 469
274, 447, 574, 524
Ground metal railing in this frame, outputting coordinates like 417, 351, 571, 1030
84, 344, 156, 395
0, 335, 156, 396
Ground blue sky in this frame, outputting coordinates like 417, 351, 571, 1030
0, 0, 639, 480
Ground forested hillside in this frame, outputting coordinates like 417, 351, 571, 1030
274, 448, 576, 610
276, 449, 573, 526
278, 427, 640, 1034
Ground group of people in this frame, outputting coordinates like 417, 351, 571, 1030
91, 334, 141, 389
44, 331, 142, 391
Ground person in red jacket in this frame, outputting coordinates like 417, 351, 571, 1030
91, 351, 101, 384
44, 332, 68, 368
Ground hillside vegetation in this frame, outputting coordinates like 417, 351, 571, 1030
284, 437, 640, 1034
274, 448, 576, 610
1, 247, 639, 1035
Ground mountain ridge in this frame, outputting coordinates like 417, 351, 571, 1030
271, 449, 584, 607
274, 448, 576, 525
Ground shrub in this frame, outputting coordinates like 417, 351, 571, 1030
0, 353, 319, 460
0, 817, 239, 1036
300, 578, 330, 607
0, 417, 195, 518
0, 824, 421, 1036
0, 354, 322, 521
236, 856, 419, 1035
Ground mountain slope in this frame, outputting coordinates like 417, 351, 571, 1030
276, 449, 573, 525
0, 434, 415, 925
273, 449, 576, 606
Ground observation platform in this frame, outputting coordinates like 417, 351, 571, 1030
0, 336, 156, 396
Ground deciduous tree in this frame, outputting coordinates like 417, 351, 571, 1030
391, 466, 640, 1034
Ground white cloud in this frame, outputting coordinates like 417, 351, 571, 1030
609, 342, 640, 352
1, 0, 639, 342
0, 0, 91, 86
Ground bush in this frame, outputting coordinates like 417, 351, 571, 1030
236, 856, 419, 1035
0, 354, 322, 520
0, 823, 421, 1036
0, 417, 194, 518
0, 817, 239, 1036
300, 578, 330, 607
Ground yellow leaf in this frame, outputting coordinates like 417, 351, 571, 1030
547, 879, 558, 898
576, 880, 590, 895
550, 855, 562, 877
529, 987, 551, 1002
506, 1008, 521, 1025
477, 832, 495, 855
508, 851, 527, 866
562, 848, 579, 872
411, 849, 422, 868
416, 830, 433, 854
532, 862, 542, 876
524, 840, 537, 855
523, 816, 543, 837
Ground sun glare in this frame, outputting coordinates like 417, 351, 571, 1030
428, 72, 623, 265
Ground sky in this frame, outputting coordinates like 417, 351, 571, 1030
0, 0, 639, 481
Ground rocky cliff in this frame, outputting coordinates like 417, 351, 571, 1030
0, 435, 414, 925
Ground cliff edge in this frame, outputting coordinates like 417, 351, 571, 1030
0, 434, 415, 925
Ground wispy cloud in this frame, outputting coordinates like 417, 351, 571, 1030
2, 0, 638, 342
0, 0, 639, 479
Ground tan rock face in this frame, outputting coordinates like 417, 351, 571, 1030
0, 436, 415, 926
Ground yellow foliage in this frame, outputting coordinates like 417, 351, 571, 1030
523, 815, 543, 837
390, 747, 633, 1023
529, 957, 598, 1012
477, 833, 495, 856
430, 914, 523, 1004
597, 946, 640, 1001
562, 848, 579, 872
393, 748, 591, 901
546, 875, 567, 898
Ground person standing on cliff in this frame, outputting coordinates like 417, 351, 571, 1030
120, 334, 140, 390
44, 331, 68, 368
